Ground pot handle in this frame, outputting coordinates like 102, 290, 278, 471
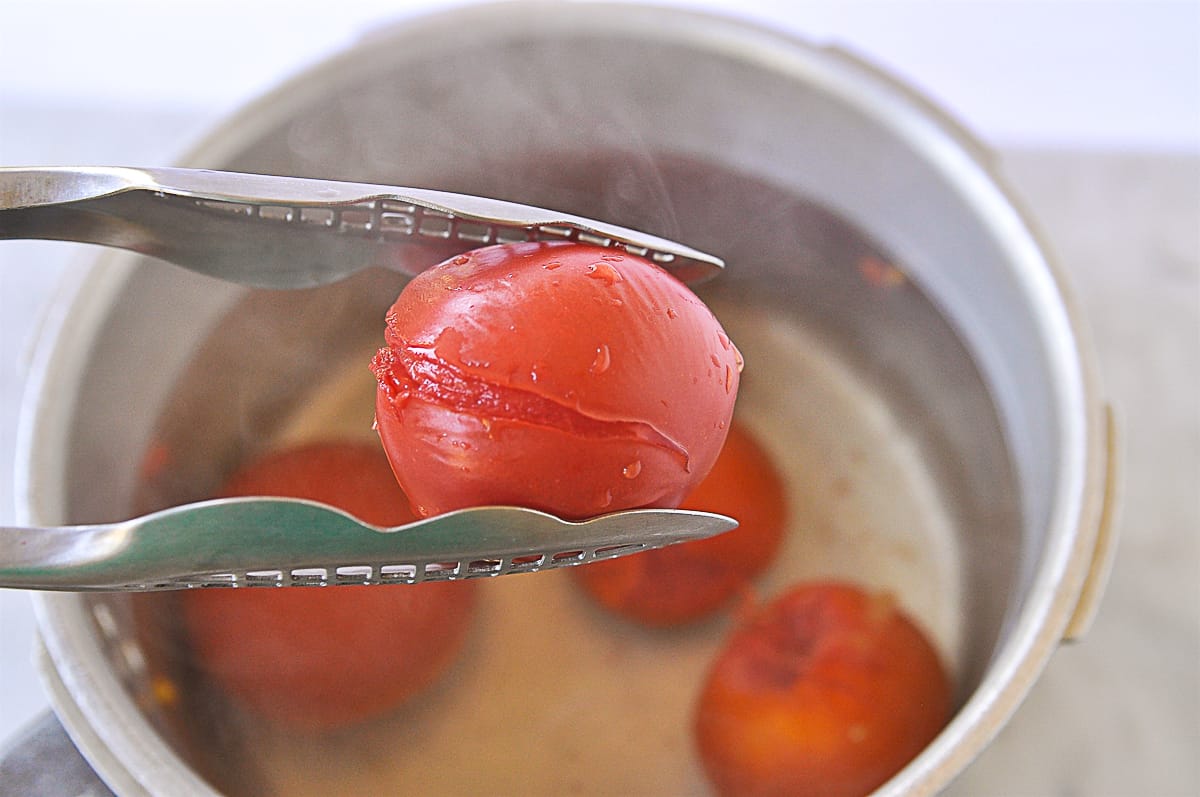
1062, 404, 1121, 643
0, 711, 114, 797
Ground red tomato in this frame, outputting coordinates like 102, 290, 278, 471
572, 421, 786, 625
180, 442, 477, 732
694, 582, 952, 797
370, 241, 740, 520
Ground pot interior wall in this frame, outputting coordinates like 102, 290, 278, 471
59, 158, 1018, 794
41, 10, 1032, 795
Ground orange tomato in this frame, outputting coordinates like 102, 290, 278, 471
694, 582, 952, 797
181, 442, 477, 732
573, 422, 786, 625
370, 241, 740, 520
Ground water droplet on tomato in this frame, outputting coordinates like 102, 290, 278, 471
601, 253, 625, 262
666, 307, 679, 319
725, 364, 734, 393
543, 260, 563, 270
586, 262, 623, 285
600, 489, 614, 508
622, 460, 642, 479
710, 353, 721, 367
452, 255, 470, 265
718, 332, 731, 350
589, 344, 612, 374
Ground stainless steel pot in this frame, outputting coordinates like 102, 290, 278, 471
16, 3, 1115, 795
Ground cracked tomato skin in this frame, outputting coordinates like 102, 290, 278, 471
572, 421, 787, 625
694, 582, 952, 797
370, 241, 740, 519
180, 442, 477, 732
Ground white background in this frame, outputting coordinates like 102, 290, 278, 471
0, 0, 1197, 150
1, 0, 1197, 775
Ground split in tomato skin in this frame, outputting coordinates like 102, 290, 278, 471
572, 421, 787, 626
370, 241, 741, 520
180, 442, 477, 733
693, 581, 952, 797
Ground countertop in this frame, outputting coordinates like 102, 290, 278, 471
1, 102, 1197, 795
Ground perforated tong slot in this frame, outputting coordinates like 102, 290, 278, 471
187, 195, 680, 264
155, 542, 650, 591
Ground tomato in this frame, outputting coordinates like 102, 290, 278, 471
694, 582, 952, 797
572, 421, 786, 625
180, 442, 477, 732
370, 241, 740, 520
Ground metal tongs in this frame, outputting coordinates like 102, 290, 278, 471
0, 165, 734, 592
0, 501, 734, 592
0, 165, 722, 286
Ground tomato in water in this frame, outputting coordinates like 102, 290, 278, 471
180, 442, 477, 732
572, 421, 786, 625
694, 582, 952, 797
370, 241, 740, 520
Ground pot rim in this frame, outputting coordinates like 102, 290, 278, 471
17, 3, 1111, 795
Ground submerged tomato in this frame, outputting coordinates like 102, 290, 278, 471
180, 442, 477, 732
573, 421, 787, 625
370, 241, 740, 520
694, 582, 952, 797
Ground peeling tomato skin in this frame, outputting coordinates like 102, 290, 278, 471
573, 422, 787, 625
694, 582, 952, 797
374, 395, 691, 518
180, 442, 477, 732
372, 241, 740, 519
